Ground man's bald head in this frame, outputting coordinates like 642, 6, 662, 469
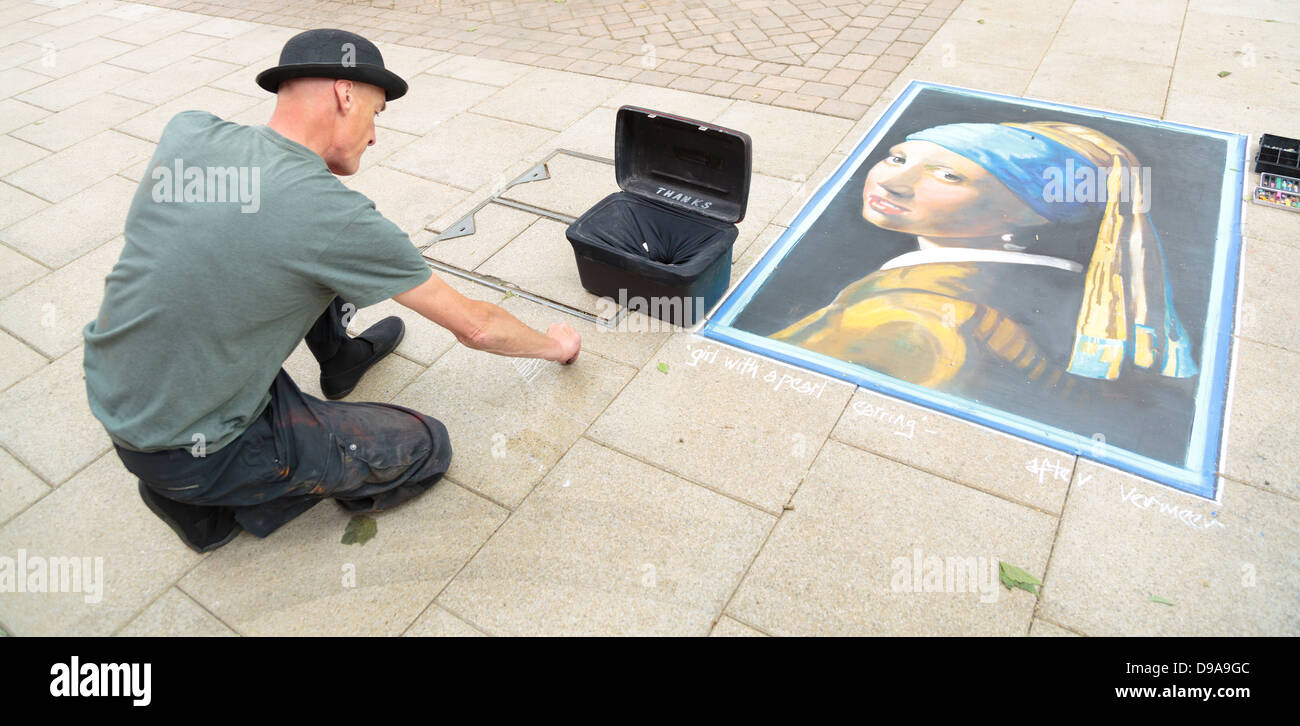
267, 76, 387, 176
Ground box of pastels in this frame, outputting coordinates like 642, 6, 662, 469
1253, 172, 1300, 213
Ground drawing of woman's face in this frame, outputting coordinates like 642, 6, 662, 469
862, 140, 1049, 240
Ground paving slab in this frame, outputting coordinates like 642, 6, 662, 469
116, 587, 236, 637
0, 97, 51, 134
102, 7, 206, 46
185, 16, 259, 40
437, 438, 773, 636
9, 90, 149, 150
391, 342, 636, 507
889, 53, 1035, 100
499, 295, 673, 371
0, 43, 43, 72
730, 223, 783, 286
832, 388, 1074, 514
18, 35, 133, 78
27, 0, 125, 27
1029, 618, 1080, 637
475, 217, 610, 316
382, 111, 555, 191
204, 51, 275, 98
1041, 462, 1299, 635
1071, 0, 1190, 25
1170, 11, 1299, 105
0, 23, 48, 48
0, 235, 123, 358
1050, 9, 1182, 67
0, 134, 50, 177
368, 44, 447, 81
0, 67, 54, 100
426, 53, 534, 88
223, 94, 273, 127
734, 171, 800, 254
104, 30, 222, 73
0, 346, 110, 485
111, 54, 242, 104
599, 82, 736, 121
0, 445, 49, 526
1026, 51, 1171, 117
192, 24, 297, 67
0, 180, 49, 233
423, 203, 540, 271
1237, 237, 1299, 354
726, 440, 1058, 636
4, 128, 152, 202
713, 99, 852, 179
0, 451, 201, 636
709, 615, 767, 637
0, 173, 133, 268
588, 333, 854, 513
541, 105, 618, 160
1187, 0, 1298, 22
27, 14, 130, 50
375, 72, 499, 137
344, 127, 417, 174
1238, 184, 1300, 253
1222, 338, 1299, 499
948, 0, 1075, 33
178, 480, 508, 636
470, 67, 626, 131
403, 603, 487, 637
16, 61, 141, 111
112, 84, 260, 142
499, 153, 618, 218
923, 17, 1057, 70
344, 165, 469, 235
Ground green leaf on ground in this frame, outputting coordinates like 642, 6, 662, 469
657, 361, 669, 374
976, 19, 985, 24
999, 561, 1043, 596
342, 515, 378, 546
1217, 71, 1231, 78
1149, 594, 1175, 606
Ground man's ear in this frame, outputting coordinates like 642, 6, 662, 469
333, 79, 355, 113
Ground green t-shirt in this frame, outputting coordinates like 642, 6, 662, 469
83, 110, 432, 453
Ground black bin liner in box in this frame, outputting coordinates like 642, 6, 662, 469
566, 105, 751, 327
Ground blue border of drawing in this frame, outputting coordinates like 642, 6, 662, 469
703, 81, 1247, 499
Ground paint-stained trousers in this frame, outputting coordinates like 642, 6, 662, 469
113, 298, 452, 540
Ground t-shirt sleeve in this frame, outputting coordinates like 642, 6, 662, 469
310, 202, 432, 308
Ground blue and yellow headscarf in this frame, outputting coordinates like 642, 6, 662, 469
905, 121, 1197, 381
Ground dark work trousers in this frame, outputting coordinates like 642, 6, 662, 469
113, 297, 452, 540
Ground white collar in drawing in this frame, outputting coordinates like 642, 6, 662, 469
879, 247, 1084, 274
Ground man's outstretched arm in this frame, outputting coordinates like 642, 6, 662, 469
393, 273, 580, 364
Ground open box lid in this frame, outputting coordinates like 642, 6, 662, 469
615, 105, 752, 224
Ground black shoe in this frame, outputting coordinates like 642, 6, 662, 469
320, 316, 405, 400
137, 480, 242, 554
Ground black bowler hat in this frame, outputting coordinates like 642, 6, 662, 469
256, 28, 408, 101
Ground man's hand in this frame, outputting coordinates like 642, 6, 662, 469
394, 274, 582, 363
546, 323, 580, 365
